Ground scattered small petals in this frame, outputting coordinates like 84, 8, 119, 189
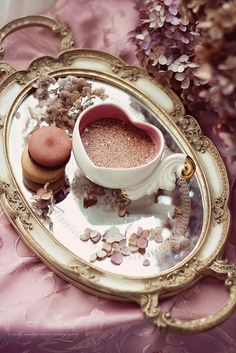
129, 245, 139, 253
143, 259, 150, 266
138, 248, 146, 255
119, 239, 126, 247
121, 246, 130, 256
106, 236, 116, 244
137, 227, 143, 236
89, 253, 97, 263
128, 233, 138, 246
112, 243, 121, 252
111, 252, 123, 265
96, 250, 107, 259
113, 233, 124, 242
137, 237, 148, 249
40, 192, 53, 200
90, 230, 98, 238
84, 228, 92, 235
80, 233, 91, 241
118, 206, 128, 217
91, 234, 101, 243
141, 230, 150, 239
102, 242, 112, 252
31, 185, 54, 229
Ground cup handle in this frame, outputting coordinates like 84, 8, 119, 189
138, 259, 236, 334
124, 154, 195, 200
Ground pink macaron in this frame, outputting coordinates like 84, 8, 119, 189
28, 126, 72, 168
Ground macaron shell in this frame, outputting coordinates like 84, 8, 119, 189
21, 146, 65, 184
28, 126, 72, 168
23, 175, 66, 193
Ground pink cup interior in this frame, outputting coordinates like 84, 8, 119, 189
79, 104, 162, 154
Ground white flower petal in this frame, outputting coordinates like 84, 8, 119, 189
136, 34, 144, 40
159, 54, 167, 65
177, 64, 185, 73
169, 6, 178, 16
171, 17, 180, 25
179, 55, 189, 62
181, 77, 190, 89
175, 72, 185, 81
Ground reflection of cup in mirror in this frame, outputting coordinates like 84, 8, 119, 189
72, 103, 193, 200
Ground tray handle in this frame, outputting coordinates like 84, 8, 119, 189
139, 259, 236, 334
0, 15, 74, 77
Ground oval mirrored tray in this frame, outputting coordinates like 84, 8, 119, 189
0, 48, 235, 334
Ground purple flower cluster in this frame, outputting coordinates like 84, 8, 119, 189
33, 75, 108, 133
134, 0, 236, 171
134, 0, 204, 108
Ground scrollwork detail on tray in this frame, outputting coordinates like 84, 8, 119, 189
15, 58, 64, 85
212, 192, 228, 224
209, 259, 236, 278
0, 63, 15, 80
172, 110, 210, 153
0, 180, 33, 230
110, 59, 148, 82
71, 263, 99, 283
145, 257, 201, 291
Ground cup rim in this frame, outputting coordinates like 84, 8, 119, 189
73, 102, 165, 172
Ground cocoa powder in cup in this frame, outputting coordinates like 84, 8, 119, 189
80, 118, 157, 168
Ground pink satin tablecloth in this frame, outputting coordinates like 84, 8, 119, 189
0, 1, 236, 352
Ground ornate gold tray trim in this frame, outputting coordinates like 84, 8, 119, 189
0, 15, 234, 333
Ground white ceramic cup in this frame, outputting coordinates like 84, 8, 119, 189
72, 103, 187, 200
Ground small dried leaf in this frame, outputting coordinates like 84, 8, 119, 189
141, 230, 150, 239
143, 259, 150, 266
111, 252, 123, 265
80, 233, 91, 241
121, 246, 130, 256
89, 253, 97, 262
96, 250, 107, 259
102, 242, 112, 252
137, 237, 148, 249
41, 192, 53, 200
91, 233, 101, 243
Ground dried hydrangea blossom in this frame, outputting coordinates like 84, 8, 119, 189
134, 0, 236, 170
31, 184, 54, 229
189, 1, 236, 169
33, 76, 56, 100
134, 0, 204, 110
32, 75, 108, 133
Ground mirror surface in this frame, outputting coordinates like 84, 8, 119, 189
8, 77, 203, 277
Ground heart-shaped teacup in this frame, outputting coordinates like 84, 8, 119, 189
72, 103, 192, 200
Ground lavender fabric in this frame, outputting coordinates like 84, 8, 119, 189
0, 1, 236, 352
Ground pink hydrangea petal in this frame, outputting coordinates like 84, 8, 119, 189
181, 77, 190, 89
159, 54, 167, 65
179, 54, 189, 62
165, 12, 172, 22
170, 17, 181, 25
150, 12, 157, 20
164, 0, 173, 5
177, 64, 185, 72
169, 6, 178, 16
175, 72, 186, 81
181, 36, 190, 44
136, 34, 145, 40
